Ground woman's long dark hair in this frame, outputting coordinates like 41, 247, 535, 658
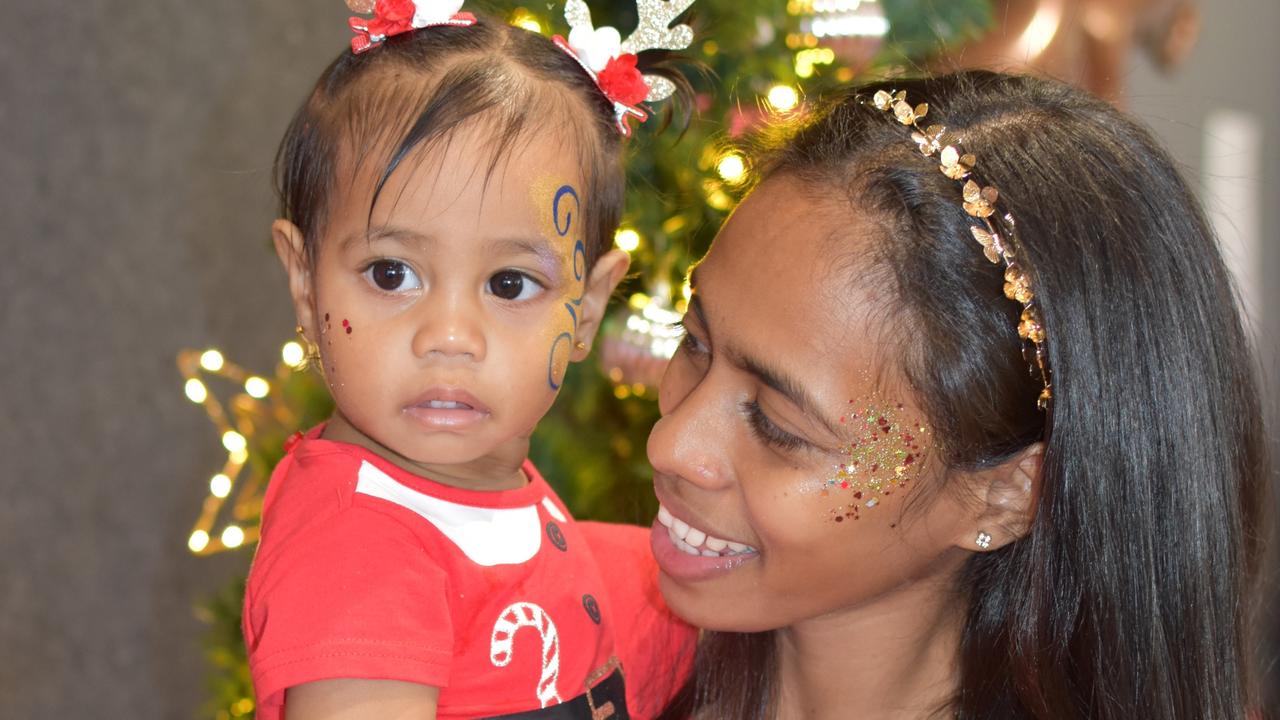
659, 71, 1270, 719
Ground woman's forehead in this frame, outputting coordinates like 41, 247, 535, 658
696, 176, 902, 402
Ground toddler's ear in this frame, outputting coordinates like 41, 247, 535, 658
572, 249, 631, 361
272, 219, 318, 338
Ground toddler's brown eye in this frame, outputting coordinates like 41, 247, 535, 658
365, 260, 419, 291
488, 271, 542, 301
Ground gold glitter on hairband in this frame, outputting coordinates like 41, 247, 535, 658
870, 89, 1053, 411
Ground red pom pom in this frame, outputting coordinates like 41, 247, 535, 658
597, 54, 649, 108
367, 0, 416, 38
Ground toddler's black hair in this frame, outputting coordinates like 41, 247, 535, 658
275, 14, 687, 268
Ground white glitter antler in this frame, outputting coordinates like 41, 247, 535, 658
563, 0, 595, 35
620, 0, 695, 53
620, 0, 694, 102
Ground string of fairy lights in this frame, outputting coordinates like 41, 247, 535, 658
180, 2, 887, 558
178, 342, 310, 556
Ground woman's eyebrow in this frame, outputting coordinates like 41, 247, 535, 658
689, 290, 841, 439
736, 352, 841, 438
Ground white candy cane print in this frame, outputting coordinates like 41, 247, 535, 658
490, 602, 563, 708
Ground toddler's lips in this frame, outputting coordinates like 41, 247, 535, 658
403, 388, 490, 429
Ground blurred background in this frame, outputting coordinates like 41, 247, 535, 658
1, 0, 1275, 717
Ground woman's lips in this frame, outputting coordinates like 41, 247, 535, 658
656, 503, 757, 557
403, 387, 490, 429
649, 501, 760, 582
650, 518, 758, 582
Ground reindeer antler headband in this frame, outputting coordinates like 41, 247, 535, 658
555, 0, 695, 135
345, 0, 696, 137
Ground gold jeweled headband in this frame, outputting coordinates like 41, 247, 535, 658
869, 89, 1052, 410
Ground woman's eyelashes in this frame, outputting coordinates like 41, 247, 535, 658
675, 319, 813, 453
742, 400, 811, 452
674, 320, 709, 357
363, 259, 421, 292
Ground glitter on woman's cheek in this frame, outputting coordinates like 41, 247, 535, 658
826, 395, 931, 523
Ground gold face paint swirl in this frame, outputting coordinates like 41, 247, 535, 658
824, 394, 931, 522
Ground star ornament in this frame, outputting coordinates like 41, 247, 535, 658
177, 342, 333, 555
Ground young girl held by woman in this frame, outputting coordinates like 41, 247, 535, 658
242, 2, 698, 718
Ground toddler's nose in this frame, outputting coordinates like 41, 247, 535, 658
411, 295, 486, 362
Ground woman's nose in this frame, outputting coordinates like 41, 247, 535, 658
647, 366, 734, 491
410, 289, 486, 362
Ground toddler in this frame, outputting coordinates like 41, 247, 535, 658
242, 2, 697, 718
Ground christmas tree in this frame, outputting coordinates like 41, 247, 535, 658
183, 1, 993, 716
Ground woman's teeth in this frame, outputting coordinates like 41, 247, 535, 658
657, 504, 757, 558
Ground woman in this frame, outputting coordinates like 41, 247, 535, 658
648, 71, 1269, 719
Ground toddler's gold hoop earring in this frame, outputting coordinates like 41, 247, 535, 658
975, 531, 993, 550
295, 325, 321, 370
575, 341, 587, 351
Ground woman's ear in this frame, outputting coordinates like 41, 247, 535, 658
272, 219, 318, 338
570, 248, 631, 361
956, 442, 1043, 552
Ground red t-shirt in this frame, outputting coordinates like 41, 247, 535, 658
243, 428, 694, 719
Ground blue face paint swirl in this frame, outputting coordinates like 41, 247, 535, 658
546, 185, 587, 391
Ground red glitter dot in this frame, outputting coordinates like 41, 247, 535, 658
853, 491, 863, 499
835, 515, 844, 522
342, 319, 350, 327
904, 455, 914, 465
840, 480, 849, 489
345, 327, 352, 334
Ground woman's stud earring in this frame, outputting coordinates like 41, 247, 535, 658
975, 531, 992, 549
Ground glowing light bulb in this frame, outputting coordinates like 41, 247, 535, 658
210, 473, 232, 499
231, 698, 255, 717
767, 84, 800, 113
184, 379, 208, 404
628, 292, 650, 310
188, 530, 210, 553
716, 152, 747, 183
221, 525, 246, 549
281, 341, 305, 368
222, 430, 247, 454
614, 228, 641, 253
511, 9, 542, 33
244, 376, 270, 398
199, 349, 225, 372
